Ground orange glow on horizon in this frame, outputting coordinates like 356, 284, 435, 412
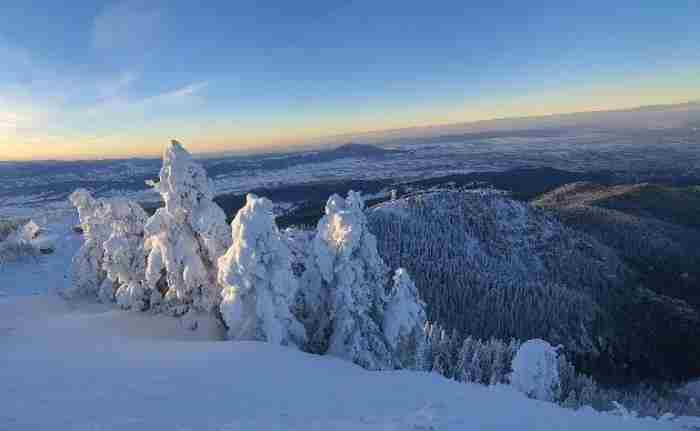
2, 82, 699, 162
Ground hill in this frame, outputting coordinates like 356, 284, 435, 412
329, 142, 397, 156
533, 183, 700, 308
367, 190, 700, 382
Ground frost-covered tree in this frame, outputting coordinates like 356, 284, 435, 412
510, 339, 561, 402
143, 140, 231, 316
102, 199, 149, 310
68, 189, 115, 301
218, 194, 306, 347
0, 218, 39, 264
382, 268, 427, 369
69, 189, 149, 306
310, 191, 394, 370
431, 329, 452, 377
455, 336, 475, 382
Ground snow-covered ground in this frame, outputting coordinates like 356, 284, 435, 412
1, 138, 697, 429
0, 209, 81, 298
1, 293, 680, 431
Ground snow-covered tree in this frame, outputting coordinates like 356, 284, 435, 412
510, 339, 561, 402
0, 218, 39, 264
489, 339, 508, 385
469, 343, 487, 384
143, 140, 231, 316
432, 329, 453, 377
382, 268, 427, 369
102, 199, 149, 310
218, 194, 306, 347
68, 189, 115, 301
69, 189, 150, 306
455, 336, 475, 382
310, 191, 394, 370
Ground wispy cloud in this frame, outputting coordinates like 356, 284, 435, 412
154, 81, 209, 103
96, 70, 139, 100
84, 80, 209, 120
92, 1, 166, 53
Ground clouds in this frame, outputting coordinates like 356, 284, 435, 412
97, 70, 139, 100
86, 80, 208, 116
92, 1, 166, 54
157, 81, 209, 103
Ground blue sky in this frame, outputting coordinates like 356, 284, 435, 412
1, 0, 699, 159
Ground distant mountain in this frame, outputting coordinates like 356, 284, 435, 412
368, 189, 700, 383
328, 142, 397, 156
334, 100, 700, 146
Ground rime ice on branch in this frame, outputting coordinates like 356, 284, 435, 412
218, 194, 306, 347
143, 140, 231, 315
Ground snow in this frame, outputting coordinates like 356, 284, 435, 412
143, 141, 231, 315
218, 193, 306, 347
311, 191, 395, 369
19, 220, 40, 241
0, 210, 81, 298
511, 339, 562, 402
383, 268, 427, 369
0, 294, 677, 431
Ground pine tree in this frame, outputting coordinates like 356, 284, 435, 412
414, 322, 433, 372
102, 198, 149, 310
311, 191, 394, 370
469, 343, 486, 384
455, 336, 476, 382
489, 339, 507, 385
218, 194, 307, 348
510, 339, 561, 402
432, 329, 451, 377
143, 141, 231, 316
68, 190, 148, 307
563, 390, 580, 410
382, 268, 428, 369
578, 376, 598, 407
67, 189, 112, 300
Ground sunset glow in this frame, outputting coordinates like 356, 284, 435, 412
1, 1, 698, 161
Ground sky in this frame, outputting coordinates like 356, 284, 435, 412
0, 0, 699, 161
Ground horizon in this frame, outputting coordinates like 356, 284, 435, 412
1, 99, 698, 163
1, 1, 699, 161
